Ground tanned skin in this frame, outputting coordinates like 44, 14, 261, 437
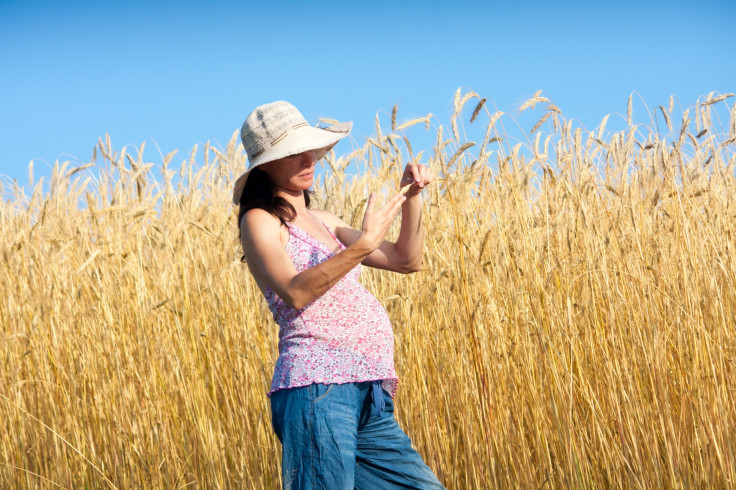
240, 150, 432, 310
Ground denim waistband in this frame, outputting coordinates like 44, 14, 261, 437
370, 380, 385, 416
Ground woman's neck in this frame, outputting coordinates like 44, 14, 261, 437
276, 187, 308, 217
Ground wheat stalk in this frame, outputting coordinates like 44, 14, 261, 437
1, 90, 735, 489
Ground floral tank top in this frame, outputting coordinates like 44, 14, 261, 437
265, 221, 398, 398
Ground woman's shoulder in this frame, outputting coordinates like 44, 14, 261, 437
241, 207, 279, 229
309, 209, 347, 229
241, 208, 287, 244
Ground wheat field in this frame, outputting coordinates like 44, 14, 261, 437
1, 89, 735, 488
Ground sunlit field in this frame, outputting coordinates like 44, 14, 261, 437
2, 89, 735, 488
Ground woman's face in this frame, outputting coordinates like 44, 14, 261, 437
260, 150, 316, 193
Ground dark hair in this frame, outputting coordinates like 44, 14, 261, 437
237, 167, 311, 237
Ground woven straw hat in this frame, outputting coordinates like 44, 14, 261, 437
232, 101, 352, 205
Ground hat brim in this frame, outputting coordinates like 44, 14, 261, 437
232, 121, 351, 205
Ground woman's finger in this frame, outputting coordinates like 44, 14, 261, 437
361, 193, 376, 231
365, 192, 376, 213
410, 164, 422, 186
418, 165, 433, 185
361, 192, 404, 246
389, 194, 407, 214
385, 192, 407, 210
401, 162, 433, 190
377, 193, 405, 224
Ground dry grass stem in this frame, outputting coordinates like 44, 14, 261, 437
2, 88, 735, 489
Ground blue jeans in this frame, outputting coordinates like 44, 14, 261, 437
270, 381, 445, 489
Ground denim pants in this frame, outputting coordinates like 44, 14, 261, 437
270, 381, 445, 489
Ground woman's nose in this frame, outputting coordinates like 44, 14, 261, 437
301, 151, 316, 166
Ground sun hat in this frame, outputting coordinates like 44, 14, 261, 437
232, 101, 352, 205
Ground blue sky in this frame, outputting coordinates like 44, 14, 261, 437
1, 0, 734, 189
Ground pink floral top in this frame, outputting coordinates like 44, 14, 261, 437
264, 221, 398, 398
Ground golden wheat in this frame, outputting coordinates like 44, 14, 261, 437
1, 89, 735, 489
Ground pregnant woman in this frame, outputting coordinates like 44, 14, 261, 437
234, 101, 443, 489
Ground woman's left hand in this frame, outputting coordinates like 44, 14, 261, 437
400, 162, 433, 197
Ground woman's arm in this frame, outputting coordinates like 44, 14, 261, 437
241, 191, 406, 310
318, 162, 432, 274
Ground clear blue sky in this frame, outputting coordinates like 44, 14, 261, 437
1, 0, 734, 189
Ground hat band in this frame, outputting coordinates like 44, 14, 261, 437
250, 122, 309, 159
269, 122, 308, 146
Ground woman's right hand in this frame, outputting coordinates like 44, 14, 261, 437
358, 192, 407, 252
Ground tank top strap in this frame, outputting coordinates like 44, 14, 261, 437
319, 220, 346, 251
283, 219, 344, 256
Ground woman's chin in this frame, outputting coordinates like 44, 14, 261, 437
279, 181, 312, 194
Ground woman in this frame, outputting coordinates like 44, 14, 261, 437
234, 101, 444, 489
